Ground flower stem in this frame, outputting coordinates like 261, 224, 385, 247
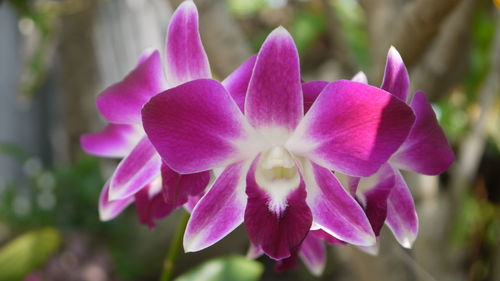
159, 211, 190, 281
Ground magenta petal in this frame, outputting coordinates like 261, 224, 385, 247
302, 80, 328, 113
304, 161, 375, 246
346, 175, 361, 196
290, 80, 415, 177
135, 181, 175, 229
80, 124, 140, 158
381, 47, 409, 102
161, 162, 210, 209
245, 161, 312, 260
184, 161, 249, 252
109, 137, 162, 200
275, 253, 299, 273
222, 55, 257, 112
142, 79, 255, 174
165, 1, 211, 87
392, 91, 455, 175
385, 169, 418, 248
299, 233, 326, 276
96, 49, 167, 124
363, 164, 396, 236
99, 182, 134, 221
184, 192, 203, 213
245, 27, 303, 131
311, 229, 346, 245
247, 243, 264, 259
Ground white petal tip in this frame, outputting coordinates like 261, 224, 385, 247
309, 266, 325, 277
388, 46, 403, 61
367, 238, 377, 247
183, 244, 200, 253
270, 26, 292, 38
398, 237, 415, 249
108, 181, 137, 201
140, 47, 156, 56
183, 235, 207, 253
178, 0, 197, 12
357, 244, 379, 256
351, 71, 368, 84
98, 210, 114, 222
356, 234, 377, 247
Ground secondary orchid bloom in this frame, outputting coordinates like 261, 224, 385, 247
142, 27, 416, 259
302, 48, 455, 252
80, 1, 214, 226
357, 47, 455, 249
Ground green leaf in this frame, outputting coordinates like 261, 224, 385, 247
173, 256, 264, 281
0, 227, 61, 281
291, 11, 326, 55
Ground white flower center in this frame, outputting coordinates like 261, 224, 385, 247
255, 146, 300, 215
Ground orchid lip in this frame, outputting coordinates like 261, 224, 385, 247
255, 146, 301, 215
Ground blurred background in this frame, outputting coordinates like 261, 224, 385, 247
0, 0, 499, 280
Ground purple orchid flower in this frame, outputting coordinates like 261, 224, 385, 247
80, 1, 217, 227
357, 47, 455, 249
301, 48, 455, 252
142, 27, 416, 259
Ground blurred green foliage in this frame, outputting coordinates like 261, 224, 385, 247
0, 228, 61, 281
226, 0, 266, 16
291, 11, 325, 55
7, 0, 57, 99
331, 0, 369, 69
173, 256, 264, 281
0, 153, 104, 231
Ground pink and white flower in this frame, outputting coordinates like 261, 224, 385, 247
301, 48, 455, 254
81, 1, 223, 227
355, 47, 455, 249
142, 27, 415, 259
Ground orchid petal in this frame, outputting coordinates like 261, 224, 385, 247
311, 229, 346, 245
357, 240, 380, 256
184, 193, 203, 213
302, 80, 328, 113
161, 162, 210, 210
98, 182, 134, 221
299, 233, 326, 276
391, 91, 455, 175
109, 137, 162, 200
289, 81, 415, 177
135, 181, 175, 229
351, 71, 368, 84
303, 160, 376, 246
165, 1, 211, 87
385, 169, 419, 248
381, 47, 409, 102
346, 175, 361, 197
245, 27, 303, 132
245, 158, 312, 260
184, 161, 249, 252
142, 79, 257, 174
96, 49, 166, 124
222, 55, 257, 112
363, 164, 396, 236
247, 243, 264, 259
80, 124, 141, 158
275, 253, 299, 273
